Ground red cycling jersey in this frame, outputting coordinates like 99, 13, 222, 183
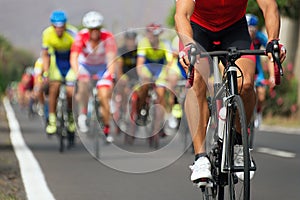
191, 0, 248, 32
71, 29, 117, 66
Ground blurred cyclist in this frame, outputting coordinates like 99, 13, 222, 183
18, 67, 34, 109
246, 13, 275, 127
115, 29, 138, 135
41, 10, 77, 135
33, 56, 45, 116
70, 11, 117, 143
135, 23, 174, 134
116, 29, 138, 81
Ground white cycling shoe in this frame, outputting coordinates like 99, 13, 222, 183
190, 156, 212, 187
105, 135, 114, 143
78, 114, 89, 133
234, 145, 255, 181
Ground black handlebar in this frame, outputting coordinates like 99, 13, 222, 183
186, 47, 283, 88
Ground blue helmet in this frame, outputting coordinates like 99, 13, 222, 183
246, 14, 258, 26
50, 10, 67, 27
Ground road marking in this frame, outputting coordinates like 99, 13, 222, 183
256, 147, 296, 158
259, 125, 300, 135
3, 98, 56, 200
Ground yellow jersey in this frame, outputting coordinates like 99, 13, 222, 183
42, 24, 77, 77
137, 37, 173, 65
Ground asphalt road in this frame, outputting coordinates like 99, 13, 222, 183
7, 103, 300, 200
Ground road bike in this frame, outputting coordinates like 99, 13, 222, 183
112, 78, 138, 145
56, 80, 74, 152
74, 75, 108, 159
144, 82, 161, 149
186, 42, 282, 200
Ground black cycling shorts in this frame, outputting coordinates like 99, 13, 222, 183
191, 16, 251, 51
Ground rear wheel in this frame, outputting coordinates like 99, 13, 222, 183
93, 97, 101, 159
147, 104, 159, 149
56, 99, 66, 153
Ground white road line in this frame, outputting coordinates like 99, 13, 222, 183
3, 97, 56, 200
256, 147, 296, 158
259, 125, 300, 135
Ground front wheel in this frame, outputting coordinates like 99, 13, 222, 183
224, 95, 250, 200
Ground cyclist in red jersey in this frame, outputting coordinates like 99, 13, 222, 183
175, 0, 286, 187
18, 67, 34, 109
70, 11, 117, 143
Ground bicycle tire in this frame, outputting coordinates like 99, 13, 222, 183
248, 117, 255, 150
57, 98, 66, 153
93, 95, 101, 159
224, 95, 250, 200
146, 94, 159, 149
201, 187, 215, 200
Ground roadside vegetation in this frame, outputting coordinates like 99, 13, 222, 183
0, 35, 35, 95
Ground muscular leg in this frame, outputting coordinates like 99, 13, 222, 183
155, 86, 166, 134
236, 58, 256, 126
185, 59, 210, 155
48, 81, 60, 113
66, 85, 74, 111
77, 80, 90, 114
98, 86, 112, 126
256, 86, 266, 112
136, 84, 149, 115
45, 81, 60, 133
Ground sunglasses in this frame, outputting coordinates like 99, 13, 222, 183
89, 26, 102, 31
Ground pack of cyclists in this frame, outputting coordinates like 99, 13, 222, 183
16, 10, 184, 146
13, 4, 287, 190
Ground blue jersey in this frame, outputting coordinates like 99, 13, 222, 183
252, 31, 268, 86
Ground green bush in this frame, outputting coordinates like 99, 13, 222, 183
0, 35, 35, 94
263, 62, 298, 117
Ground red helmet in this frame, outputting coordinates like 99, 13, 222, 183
146, 23, 163, 35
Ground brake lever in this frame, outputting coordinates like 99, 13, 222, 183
186, 46, 198, 88
271, 40, 283, 76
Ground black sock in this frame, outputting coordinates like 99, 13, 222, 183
195, 153, 207, 161
235, 133, 243, 145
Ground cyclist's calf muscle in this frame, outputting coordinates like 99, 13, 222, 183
235, 58, 256, 126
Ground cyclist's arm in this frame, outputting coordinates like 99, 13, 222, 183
106, 51, 116, 75
136, 55, 145, 77
70, 51, 79, 74
257, 0, 286, 63
41, 31, 51, 77
70, 32, 83, 75
136, 39, 147, 77
256, 0, 280, 41
41, 49, 50, 77
174, 0, 195, 46
115, 57, 124, 80
105, 35, 117, 76
164, 44, 175, 73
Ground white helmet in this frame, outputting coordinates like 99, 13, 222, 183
82, 11, 104, 29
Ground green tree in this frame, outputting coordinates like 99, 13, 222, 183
166, 4, 175, 28
0, 35, 35, 94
